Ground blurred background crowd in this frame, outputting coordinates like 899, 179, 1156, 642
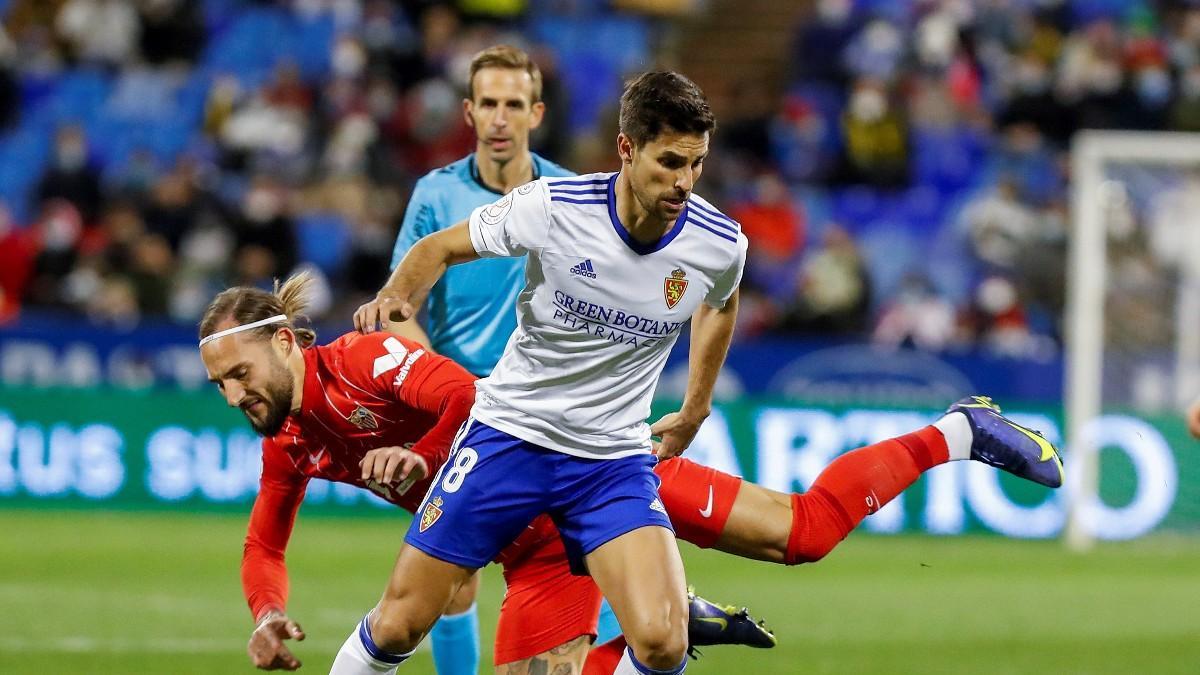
0, 0, 1194, 359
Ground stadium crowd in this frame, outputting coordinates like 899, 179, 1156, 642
0, 0, 1192, 359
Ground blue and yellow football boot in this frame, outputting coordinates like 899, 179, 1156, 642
686, 587, 777, 657
946, 396, 1065, 488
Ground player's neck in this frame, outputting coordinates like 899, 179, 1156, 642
614, 170, 672, 244
287, 349, 306, 414
476, 150, 534, 194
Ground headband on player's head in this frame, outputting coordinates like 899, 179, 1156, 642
198, 314, 289, 348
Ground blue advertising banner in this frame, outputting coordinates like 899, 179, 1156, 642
2, 316, 1064, 402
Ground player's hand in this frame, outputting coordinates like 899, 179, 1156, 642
650, 410, 707, 459
354, 290, 415, 334
1187, 399, 1200, 439
360, 446, 430, 486
247, 611, 305, 670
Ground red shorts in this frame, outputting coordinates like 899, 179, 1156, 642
495, 534, 603, 665
655, 456, 742, 549
491, 457, 743, 664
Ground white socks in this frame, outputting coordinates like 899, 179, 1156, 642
933, 411, 973, 461
614, 647, 686, 675
328, 614, 413, 675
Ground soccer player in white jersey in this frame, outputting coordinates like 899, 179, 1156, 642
336, 71, 742, 675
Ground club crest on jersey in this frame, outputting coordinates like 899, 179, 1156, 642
348, 406, 378, 430
419, 496, 444, 532
664, 268, 688, 309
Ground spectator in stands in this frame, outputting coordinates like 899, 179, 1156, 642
836, 77, 909, 187
232, 174, 297, 282
24, 199, 84, 310
137, 0, 204, 66
872, 272, 956, 352
960, 176, 1037, 273
731, 172, 805, 296
56, 0, 141, 68
778, 224, 870, 335
960, 275, 1039, 358
790, 0, 858, 85
1170, 64, 1200, 131
0, 25, 19, 130
0, 202, 36, 322
142, 163, 203, 253
721, 80, 776, 171
127, 232, 174, 316
36, 124, 102, 224
996, 52, 1075, 146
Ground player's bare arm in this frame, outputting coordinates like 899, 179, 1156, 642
652, 289, 740, 459
247, 608, 306, 671
355, 221, 479, 333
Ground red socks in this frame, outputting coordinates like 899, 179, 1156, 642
582, 636, 628, 675
784, 426, 948, 564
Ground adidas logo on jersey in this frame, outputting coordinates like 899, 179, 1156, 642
570, 259, 597, 279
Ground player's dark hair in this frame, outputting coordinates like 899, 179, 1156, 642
619, 71, 716, 148
199, 271, 317, 348
468, 44, 543, 103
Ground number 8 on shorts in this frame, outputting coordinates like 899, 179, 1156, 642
441, 448, 478, 493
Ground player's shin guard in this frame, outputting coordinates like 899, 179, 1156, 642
329, 613, 414, 674
785, 426, 948, 564
613, 647, 686, 675
430, 603, 479, 675
596, 598, 622, 644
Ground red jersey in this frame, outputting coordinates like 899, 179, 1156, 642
241, 331, 477, 619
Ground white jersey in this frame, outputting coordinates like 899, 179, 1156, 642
466, 171, 747, 459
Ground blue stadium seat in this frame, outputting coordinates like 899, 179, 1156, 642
296, 212, 352, 276
202, 7, 299, 89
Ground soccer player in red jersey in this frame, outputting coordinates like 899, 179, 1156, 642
197, 273, 767, 672
201, 273, 1061, 673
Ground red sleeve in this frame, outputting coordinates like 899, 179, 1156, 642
351, 333, 478, 471
241, 439, 308, 621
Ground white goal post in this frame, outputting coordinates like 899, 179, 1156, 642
1066, 130, 1200, 550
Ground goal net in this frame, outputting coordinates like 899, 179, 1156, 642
1065, 131, 1200, 549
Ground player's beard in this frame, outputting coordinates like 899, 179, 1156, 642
242, 356, 294, 437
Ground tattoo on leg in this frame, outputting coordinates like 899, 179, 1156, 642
548, 635, 588, 656
528, 657, 548, 675
551, 665, 573, 675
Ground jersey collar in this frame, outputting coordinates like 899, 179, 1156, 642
297, 344, 322, 419
469, 153, 542, 195
606, 172, 688, 256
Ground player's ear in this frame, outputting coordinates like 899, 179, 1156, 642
462, 98, 475, 129
617, 133, 633, 165
274, 327, 297, 356
529, 100, 546, 130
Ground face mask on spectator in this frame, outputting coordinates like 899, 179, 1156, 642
332, 38, 366, 78
56, 140, 87, 170
244, 189, 281, 222
1013, 60, 1049, 95
850, 88, 887, 122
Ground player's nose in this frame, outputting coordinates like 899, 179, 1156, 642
675, 168, 695, 193
224, 382, 245, 408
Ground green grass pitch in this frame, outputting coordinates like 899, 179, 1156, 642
1, 509, 1197, 674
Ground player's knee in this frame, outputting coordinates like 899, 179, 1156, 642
369, 610, 425, 654
783, 492, 844, 565
626, 618, 688, 669
784, 532, 838, 565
